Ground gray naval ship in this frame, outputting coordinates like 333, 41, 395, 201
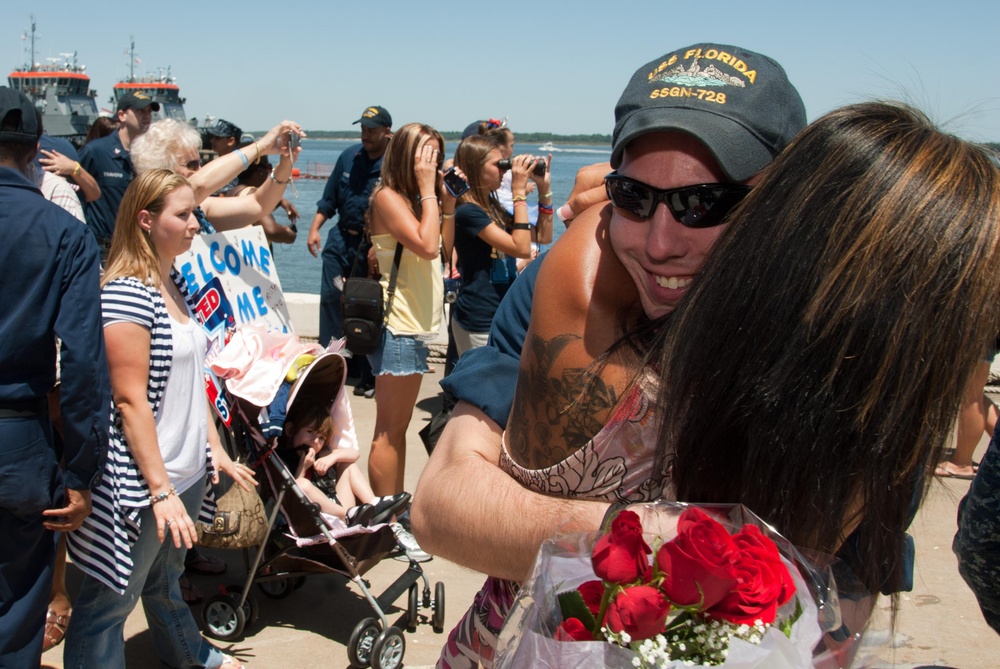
111, 38, 189, 124
7, 18, 99, 147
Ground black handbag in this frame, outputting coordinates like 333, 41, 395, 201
341, 242, 403, 355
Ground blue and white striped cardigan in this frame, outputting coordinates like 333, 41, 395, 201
67, 271, 215, 594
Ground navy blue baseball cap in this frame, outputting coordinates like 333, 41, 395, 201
0, 86, 41, 144
116, 90, 160, 112
207, 119, 242, 138
611, 43, 806, 181
353, 106, 392, 129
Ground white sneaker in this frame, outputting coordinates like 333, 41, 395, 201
391, 522, 431, 562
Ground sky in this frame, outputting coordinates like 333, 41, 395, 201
7, 0, 1000, 143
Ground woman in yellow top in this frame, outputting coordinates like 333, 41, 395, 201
366, 123, 449, 496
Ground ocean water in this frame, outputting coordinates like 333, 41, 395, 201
268, 138, 612, 294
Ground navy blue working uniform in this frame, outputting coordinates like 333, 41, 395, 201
78, 130, 132, 244
0, 167, 110, 665
317, 143, 383, 347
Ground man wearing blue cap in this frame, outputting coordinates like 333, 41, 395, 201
78, 90, 159, 255
307, 105, 392, 396
0, 86, 109, 667
413, 44, 807, 668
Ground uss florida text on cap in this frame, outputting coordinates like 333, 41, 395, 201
353, 106, 392, 129
611, 43, 806, 181
206, 119, 242, 138
116, 90, 161, 113
0, 86, 41, 144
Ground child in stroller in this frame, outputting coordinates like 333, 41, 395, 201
279, 399, 410, 527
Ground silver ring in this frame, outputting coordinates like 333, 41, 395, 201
165, 519, 172, 526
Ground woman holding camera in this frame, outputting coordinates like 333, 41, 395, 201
449, 134, 550, 356
365, 123, 448, 497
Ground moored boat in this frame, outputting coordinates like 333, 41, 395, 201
7, 18, 99, 146
111, 38, 188, 122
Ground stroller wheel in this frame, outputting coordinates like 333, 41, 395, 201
348, 617, 381, 668
432, 581, 446, 633
406, 585, 419, 633
371, 626, 405, 669
223, 584, 259, 626
257, 577, 295, 599
202, 594, 246, 641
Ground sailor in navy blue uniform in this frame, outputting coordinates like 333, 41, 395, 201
78, 90, 159, 253
306, 106, 392, 391
0, 87, 110, 666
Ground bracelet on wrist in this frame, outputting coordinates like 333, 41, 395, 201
72, 162, 81, 177
254, 142, 262, 164
512, 223, 531, 231
513, 200, 528, 208
542, 192, 553, 199
442, 212, 455, 219
269, 169, 290, 185
149, 486, 178, 506
236, 149, 249, 169
420, 195, 438, 202
538, 204, 554, 216
512, 195, 528, 202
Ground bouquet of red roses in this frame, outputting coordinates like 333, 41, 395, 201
495, 503, 869, 669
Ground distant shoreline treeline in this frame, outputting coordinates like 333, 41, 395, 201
257, 130, 612, 145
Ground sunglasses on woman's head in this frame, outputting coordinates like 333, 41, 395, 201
604, 172, 752, 228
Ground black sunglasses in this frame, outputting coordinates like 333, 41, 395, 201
183, 159, 202, 171
604, 172, 752, 228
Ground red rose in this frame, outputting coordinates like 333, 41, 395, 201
577, 579, 605, 616
605, 585, 671, 640
656, 507, 738, 609
555, 617, 595, 641
592, 510, 652, 585
706, 525, 797, 625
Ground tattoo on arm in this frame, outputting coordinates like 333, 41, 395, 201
508, 333, 619, 469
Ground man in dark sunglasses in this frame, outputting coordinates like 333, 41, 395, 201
413, 44, 806, 668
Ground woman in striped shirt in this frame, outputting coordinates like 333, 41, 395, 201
64, 169, 255, 669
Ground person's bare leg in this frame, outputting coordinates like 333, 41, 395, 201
368, 373, 423, 496
297, 478, 349, 518
939, 361, 991, 477
341, 463, 376, 505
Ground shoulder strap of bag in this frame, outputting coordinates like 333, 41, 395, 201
383, 242, 404, 324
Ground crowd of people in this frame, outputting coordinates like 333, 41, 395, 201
3, 37, 1000, 669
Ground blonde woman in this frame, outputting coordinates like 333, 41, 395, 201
64, 170, 255, 669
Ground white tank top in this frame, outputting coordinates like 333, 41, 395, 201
156, 315, 210, 494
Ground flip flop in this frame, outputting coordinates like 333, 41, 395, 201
180, 576, 204, 604
42, 609, 70, 652
934, 463, 979, 480
185, 550, 227, 575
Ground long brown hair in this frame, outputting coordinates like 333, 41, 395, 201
454, 134, 511, 226
656, 102, 1000, 598
371, 122, 444, 217
102, 169, 191, 287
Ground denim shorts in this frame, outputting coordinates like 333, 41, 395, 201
367, 329, 430, 376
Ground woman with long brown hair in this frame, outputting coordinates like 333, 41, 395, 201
365, 123, 448, 498
449, 134, 548, 356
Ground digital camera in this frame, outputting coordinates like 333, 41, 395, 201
443, 167, 470, 198
443, 278, 461, 304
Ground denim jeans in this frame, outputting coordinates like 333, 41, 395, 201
63, 482, 226, 669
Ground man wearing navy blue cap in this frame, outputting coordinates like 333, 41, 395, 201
0, 86, 109, 667
78, 89, 159, 255
307, 105, 392, 396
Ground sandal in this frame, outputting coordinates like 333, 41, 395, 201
934, 462, 979, 480
42, 609, 70, 652
185, 549, 227, 575
179, 576, 204, 604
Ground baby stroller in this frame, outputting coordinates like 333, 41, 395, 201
200, 344, 445, 669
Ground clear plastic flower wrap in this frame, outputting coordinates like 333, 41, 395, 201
494, 502, 874, 668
